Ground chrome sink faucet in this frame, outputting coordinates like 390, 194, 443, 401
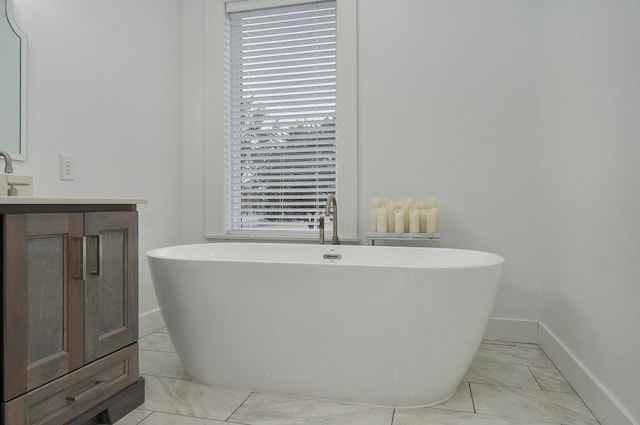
319, 194, 340, 245
0, 151, 14, 174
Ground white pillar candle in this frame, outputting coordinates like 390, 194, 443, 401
386, 204, 394, 232
394, 209, 405, 233
426, 197, 437, 209
376, 207, 387, 233
370, 209, 378, 232
403, 206, 410, 232
419, 209, 427, 233
409, 209, 420, 233
372, 198, 382, 208
426, 207, 439, 233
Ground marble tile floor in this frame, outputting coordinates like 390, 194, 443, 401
117, 330, 600, 425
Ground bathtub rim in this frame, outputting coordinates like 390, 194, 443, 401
146, 242, 505, 270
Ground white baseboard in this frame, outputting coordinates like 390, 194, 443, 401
138, 308, 166, 337
483, 317, 539, 343
483, 317, 637, 425
538, 322, 638, 425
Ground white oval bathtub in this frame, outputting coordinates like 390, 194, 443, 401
147, 243, 504, 407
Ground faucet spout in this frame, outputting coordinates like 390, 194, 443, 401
0, 151, 14, 174
322, 194, 340, 245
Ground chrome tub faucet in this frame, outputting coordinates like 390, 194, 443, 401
319, 194, 340, 245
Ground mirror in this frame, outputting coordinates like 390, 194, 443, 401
0, 0, 26, 161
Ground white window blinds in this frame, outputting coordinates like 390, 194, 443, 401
227, 1, 337, 232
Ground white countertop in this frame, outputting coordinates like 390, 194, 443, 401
0, 197, 147, 205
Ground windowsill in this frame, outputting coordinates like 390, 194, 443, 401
205, 232, 361, 244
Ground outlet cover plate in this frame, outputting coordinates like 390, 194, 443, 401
60, 154, 75, 181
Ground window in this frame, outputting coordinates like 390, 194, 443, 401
205, 0, 357, 240
228, 2, 337, 232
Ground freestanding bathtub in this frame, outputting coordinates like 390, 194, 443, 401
147, 243, 504, 407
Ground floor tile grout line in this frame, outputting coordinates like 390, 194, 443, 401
481, 340, 516, 346
475, 411, 564, 425
533, 345, 602, 424
140, 372, 192, 382
428, 407, 565, 425
468, 381, 477, 414
527, 365, 544, 391
532, 357, 579, 394
151, 409, 238, 424
467, 379, 549, 392
225, 391, 255, 422
475, 348, 557, 367
136, 404, 243, 424
135, 410, 155, 425
469, 358, 554, 368
138, 348, 177, 354
565, 388, 603, 425
526, 365, 578, 395
468, 380, 582, 394
470, 381, 601, 425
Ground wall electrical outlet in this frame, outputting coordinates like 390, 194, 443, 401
60, 154, 75, 181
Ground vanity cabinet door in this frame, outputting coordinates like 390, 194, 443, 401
2, 213, 84, 401
83, 211, 138, 363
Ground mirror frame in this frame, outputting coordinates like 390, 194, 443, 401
2, 0, 27, 161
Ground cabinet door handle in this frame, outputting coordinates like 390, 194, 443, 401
89, 234, 103, 276
65, 380, 106, 402
73, 236, 87, 281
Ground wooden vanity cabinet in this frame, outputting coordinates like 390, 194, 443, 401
1, 202, 144, 425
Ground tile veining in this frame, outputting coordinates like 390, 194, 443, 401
116, 333, 601, 425
141, 375, 251, 421
529, 366, 575, 393
138, 332, 176, 353
229, 392, 394, 425
471, 383, 599, 425
474, 343, 556, 368
463, 360, 540, 389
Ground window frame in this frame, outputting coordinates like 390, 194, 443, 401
204, 0, 358, 241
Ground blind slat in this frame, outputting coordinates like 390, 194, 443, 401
233, 23, 335, 40
232, 146, 336, 154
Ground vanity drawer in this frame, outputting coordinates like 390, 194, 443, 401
2, 344, 139, 425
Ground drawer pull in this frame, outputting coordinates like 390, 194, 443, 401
73, 235, 103, 279
65, 380, 106, 402
89, 234, 103, 276
73, 236, 87, 280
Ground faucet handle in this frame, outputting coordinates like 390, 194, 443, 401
318, 214, 325, 244
7, 181, 28, 196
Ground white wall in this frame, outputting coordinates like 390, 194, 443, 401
538, 1, 640, 422
182, 0, 207, 244
11, 0, 184, 325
